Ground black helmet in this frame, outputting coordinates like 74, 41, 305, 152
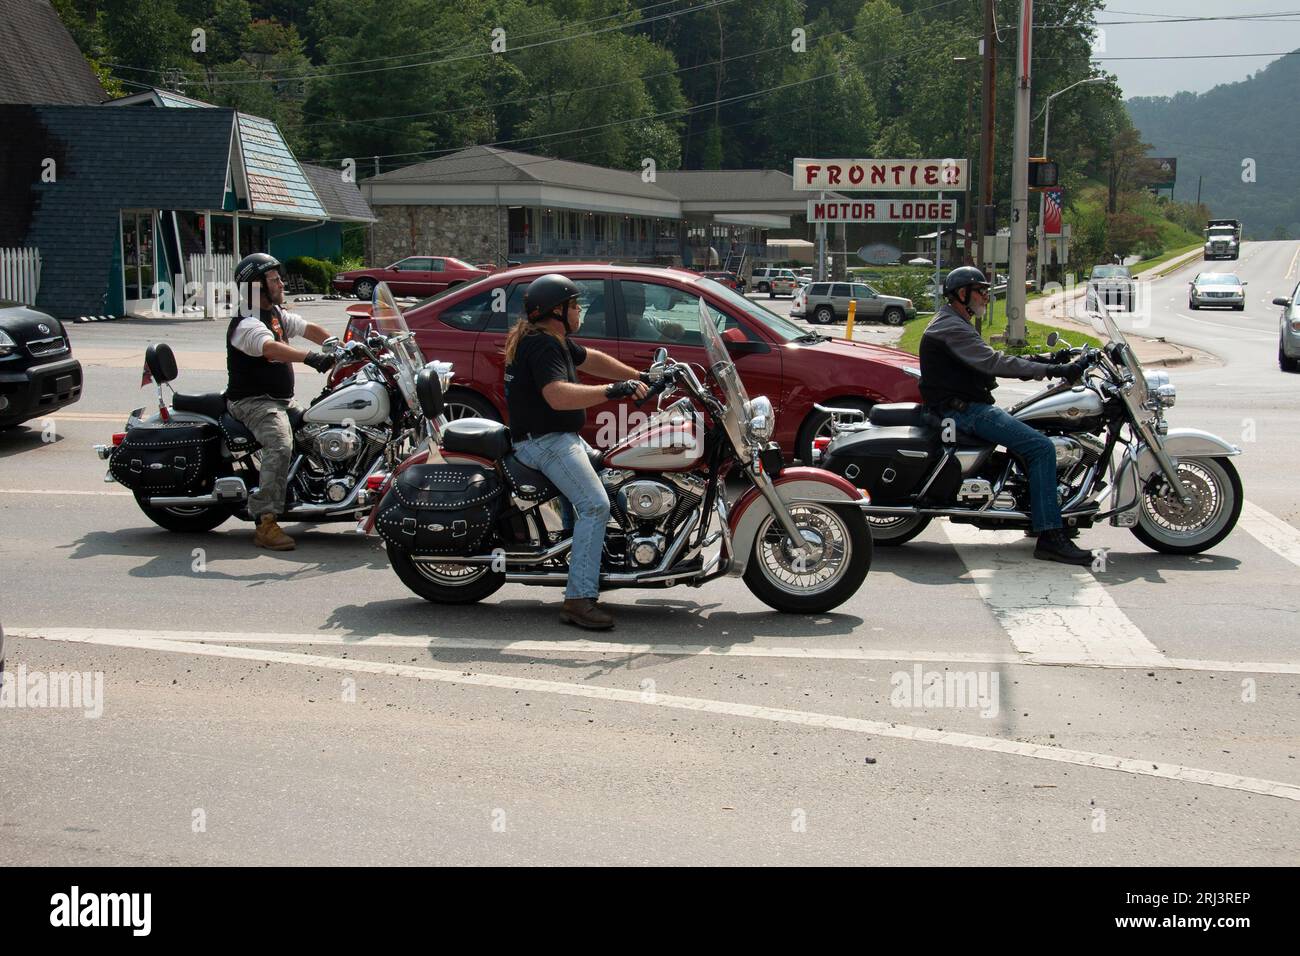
943, 265, 990, 298
234, 252, 282, 285
524, 273, 578, 322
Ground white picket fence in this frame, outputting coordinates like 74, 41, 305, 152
185, 252, 237, 315
0, 247, 42, 305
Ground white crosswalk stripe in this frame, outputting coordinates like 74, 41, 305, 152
940, 523, 1166, 667
1239, 501, 1300, 569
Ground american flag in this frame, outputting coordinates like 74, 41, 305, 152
1043, 189, 1063, 237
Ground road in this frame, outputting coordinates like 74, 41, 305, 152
2, 248, 1298, 865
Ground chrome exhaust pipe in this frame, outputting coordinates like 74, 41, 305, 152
150, 476, 249, 507
414, 537, 573, 567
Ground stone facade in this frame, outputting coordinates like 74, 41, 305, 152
370, 204, 507, 267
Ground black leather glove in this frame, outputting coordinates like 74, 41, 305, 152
1051, 348, 1074, 364
1057, 356, 1089, 383
304, 350, 336, 372
638, 370, 660, 385
605, 379, 639, 399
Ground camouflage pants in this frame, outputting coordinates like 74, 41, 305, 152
228, 396, 301, 519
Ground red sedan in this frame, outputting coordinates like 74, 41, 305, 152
343, 265, 922, 463
332, 256, 489, 300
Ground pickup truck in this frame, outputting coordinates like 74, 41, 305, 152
1204, 219, 1241, 261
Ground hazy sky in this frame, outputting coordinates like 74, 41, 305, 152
1095, 1, 1300, 98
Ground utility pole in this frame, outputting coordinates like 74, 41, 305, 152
1007, 0, 1033, 347
975, 0, 996, 276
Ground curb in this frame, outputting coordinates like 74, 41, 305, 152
75, 314, 121, 323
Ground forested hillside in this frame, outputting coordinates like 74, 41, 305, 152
1127, 52, 1300, 241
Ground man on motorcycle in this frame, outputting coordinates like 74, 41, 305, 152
503, 274, 649, 630
226, 252, 337, 551
919, 266, 1094, 565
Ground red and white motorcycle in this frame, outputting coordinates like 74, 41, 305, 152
365, 293, 873, 613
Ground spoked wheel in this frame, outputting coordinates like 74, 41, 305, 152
387, 542, 505, 604
743, 503, 872, 613
133, 491, 236, 532
1130, 457, 1242, 554
442, 390, 501, 423
866, 513, 931, 546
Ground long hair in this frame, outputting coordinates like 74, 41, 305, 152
503, 314, 564, 365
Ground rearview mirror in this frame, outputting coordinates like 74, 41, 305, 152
322, 336, 340, 354
1274, 297, 1293, 307
1046, 331, 1059, 347
652, 346, 668, 367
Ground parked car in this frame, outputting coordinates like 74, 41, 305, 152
1274, 282, 1300, 372
343, 264, 923, 463
1087, 264, 1136, 311
750, 267, 800, 298
792, 281, 916, 327
698, 271, 741, 292
332, 256, 490, 300
0, 300, 83, 429
1188, 272, 1246, 311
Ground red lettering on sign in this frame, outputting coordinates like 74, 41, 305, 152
870, 165, 884, 185
827, 165, 842, 185
924, 165, 939, 185
943, 164, 960, 185
848, 165, 864, 185
804, 164, 821, 186
865, 202, 876, 218
890, 165, 905, 185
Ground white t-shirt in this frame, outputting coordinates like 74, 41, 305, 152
229, 309, 307, 358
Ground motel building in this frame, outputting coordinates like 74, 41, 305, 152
360, 145, 862, 277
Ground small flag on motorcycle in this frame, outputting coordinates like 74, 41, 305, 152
141, 362, 153, 387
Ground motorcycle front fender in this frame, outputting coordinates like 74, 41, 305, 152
1110, 427, 1242, 525
726, 467, 867, 577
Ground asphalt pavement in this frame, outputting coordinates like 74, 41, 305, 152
2, 249, 1298, 865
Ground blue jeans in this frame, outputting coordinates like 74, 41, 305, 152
946, 403, 1062, 532
512, 432, 609, 600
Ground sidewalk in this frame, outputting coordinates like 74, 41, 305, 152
1028, 248, 1216, 369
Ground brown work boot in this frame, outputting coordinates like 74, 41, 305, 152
560, 598, 614, 631
254, 514, 295, 551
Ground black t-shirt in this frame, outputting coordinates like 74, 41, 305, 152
505, 331, 589, 438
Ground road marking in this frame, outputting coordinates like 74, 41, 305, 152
1239, 501, 1300, 570
1172, 312, 1272, 336
44, 413, 130, 422
1286, 244, 1300, 280
0, 489, 130, 496
940, 524, 1166, 667
17, 628, 1300, 803
10, 627, 1299, 674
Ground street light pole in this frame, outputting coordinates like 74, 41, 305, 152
1035, 76, 1105, 290
1007, 0, 1033, 347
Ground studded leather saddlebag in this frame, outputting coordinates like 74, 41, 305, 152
108, 422, 220, 494
374, 464, 503, 555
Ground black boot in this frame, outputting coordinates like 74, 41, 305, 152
1034, 528, 1094, 566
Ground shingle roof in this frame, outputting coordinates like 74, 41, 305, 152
236, 113, 326, 219
0, 0, 106, 105
655, 169, 848, 203
0, 105, 235, 318
302, 164, 376, 222
368, 145, 679, 202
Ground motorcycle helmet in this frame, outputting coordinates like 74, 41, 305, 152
943, 265, 990, 299
524, 273, 579, 322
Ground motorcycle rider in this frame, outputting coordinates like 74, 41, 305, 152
919, 266, 1094, 565
503, 274, 649, 630
226, 252, 337, 551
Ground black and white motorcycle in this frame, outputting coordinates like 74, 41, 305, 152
815, 307, 1243, 554
95, 286, 451, 533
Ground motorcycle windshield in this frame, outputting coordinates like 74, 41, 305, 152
696, 295, 750, 410
371, 282, 425, 369
1089, 305, 1148, 404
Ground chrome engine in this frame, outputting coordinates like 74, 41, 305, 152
604, 472, 705, 569
296, 423, 389, 498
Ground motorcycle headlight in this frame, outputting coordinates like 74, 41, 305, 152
745, 396, 775, 442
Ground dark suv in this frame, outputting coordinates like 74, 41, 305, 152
0, 301, 83, 428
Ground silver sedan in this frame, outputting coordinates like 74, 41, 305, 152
1189, 272, 1247, 311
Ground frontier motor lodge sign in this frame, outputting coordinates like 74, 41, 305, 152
795, 158, 967, 224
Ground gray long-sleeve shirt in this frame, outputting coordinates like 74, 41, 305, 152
918, 304, 1053, 407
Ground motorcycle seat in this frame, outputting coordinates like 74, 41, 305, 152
173, 392, 227, 419
443, 417, 512, 460
218, 406, 306, 451
501, 453, 561, 502
869, 402, 936, 428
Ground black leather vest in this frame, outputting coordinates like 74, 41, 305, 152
225, 311, 295, 401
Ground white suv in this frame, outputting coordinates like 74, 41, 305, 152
751, 267, 799, 298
